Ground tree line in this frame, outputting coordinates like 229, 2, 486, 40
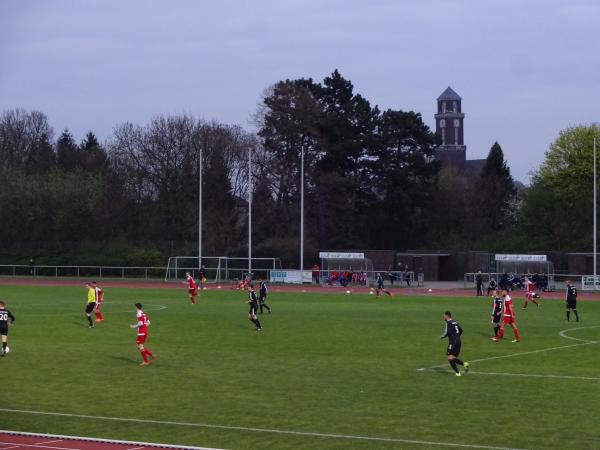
1, 70, 598, 266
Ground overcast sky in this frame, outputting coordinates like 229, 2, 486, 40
1, 0, 599, 182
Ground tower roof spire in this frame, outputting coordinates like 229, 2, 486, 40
437, 86, 461, 101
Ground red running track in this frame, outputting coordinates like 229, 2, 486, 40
2, 277, 600, 300
0, 431, 223, 450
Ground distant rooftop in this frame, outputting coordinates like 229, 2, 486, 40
437, 86, 461, 101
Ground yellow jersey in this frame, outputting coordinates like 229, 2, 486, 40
87, 288, 96, 303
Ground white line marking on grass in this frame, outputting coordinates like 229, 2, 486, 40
0, 430, 224, 450
467, 371, 600, 381
0, 411, 529, 450
418, 341, 595, 371
558, 326, 599, 343
102, 303, 167, 312
418, 326, 600, 378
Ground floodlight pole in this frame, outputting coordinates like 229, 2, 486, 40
248, 146, 252, 275
198, 146, 203, 274
300, 145, 304, 277
594, 137, 597, 289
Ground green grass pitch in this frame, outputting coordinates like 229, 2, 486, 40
0, 285, 599, 450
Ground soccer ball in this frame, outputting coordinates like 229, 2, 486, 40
427, 288, 433, 292
369, 291, 374, 295
3, 346, 9, 354
346, 290, 351, 294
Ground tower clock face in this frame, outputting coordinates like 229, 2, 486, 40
440, 119, 445, 127
454, 119, 460, 127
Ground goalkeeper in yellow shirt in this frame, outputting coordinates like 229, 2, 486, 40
85, 283, 96, 328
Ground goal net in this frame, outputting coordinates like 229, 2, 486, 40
320, 257, 374, 287
164, 256, 282, 283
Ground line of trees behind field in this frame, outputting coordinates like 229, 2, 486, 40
1, 70, 598, 267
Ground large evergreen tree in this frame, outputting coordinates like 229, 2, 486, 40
473, 142, 517, 234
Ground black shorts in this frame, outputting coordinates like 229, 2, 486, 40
566, 300, 577, 309
248, 303, 258, 315
259, 295, 267, 303
0, 326, 8, 337
447, 341, 461, 357
85, 302, 96, 314
492, 313, 501, 324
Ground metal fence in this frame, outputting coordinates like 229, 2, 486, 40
462, 272, 595, 292
0, 264, 424, 287
0, 264, 166, 279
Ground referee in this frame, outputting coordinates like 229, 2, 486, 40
565, 280, 579, 322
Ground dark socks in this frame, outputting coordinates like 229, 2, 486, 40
449, 360, 459, 373
2, 342, 6, 350
494, 325, 500, 336
87, 315, 93, 327
455, 358, 464, 366
574, 310, 579, 321
254, 318, 262, 329
566, 311, 570, 321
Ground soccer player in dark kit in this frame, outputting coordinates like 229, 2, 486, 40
565, 280, 579, 322
258, 279, 271, 314
440, 311, 469, 377
375, 273, 393, 298
0, 300, 16, 356
247, 284, 262, 331
490, 290, 503, 338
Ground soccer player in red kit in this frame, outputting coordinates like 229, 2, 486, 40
492, 290, 521, 343
522, 276, 539, 309
130, 303, 155, 366
92, 281, 104, 322
185, 272, 197, 304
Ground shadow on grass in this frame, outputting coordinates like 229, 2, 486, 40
110, 355, 139, 364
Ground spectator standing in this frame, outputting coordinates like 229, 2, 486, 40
312, 263, 320, 284
476, 271, 484, 296
487, 278, 497, 296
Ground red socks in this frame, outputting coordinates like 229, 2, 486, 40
139, 350, 149, 363
143, 349, 154, 359
94, 310, 103, 321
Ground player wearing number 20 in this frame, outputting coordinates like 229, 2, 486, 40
0, 300, 16, 356
440, 311, 469, 377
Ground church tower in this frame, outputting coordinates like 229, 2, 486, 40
434, 86, 466, 167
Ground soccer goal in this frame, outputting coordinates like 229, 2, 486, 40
164, 256, 282, 283
319, 255, 374, 287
